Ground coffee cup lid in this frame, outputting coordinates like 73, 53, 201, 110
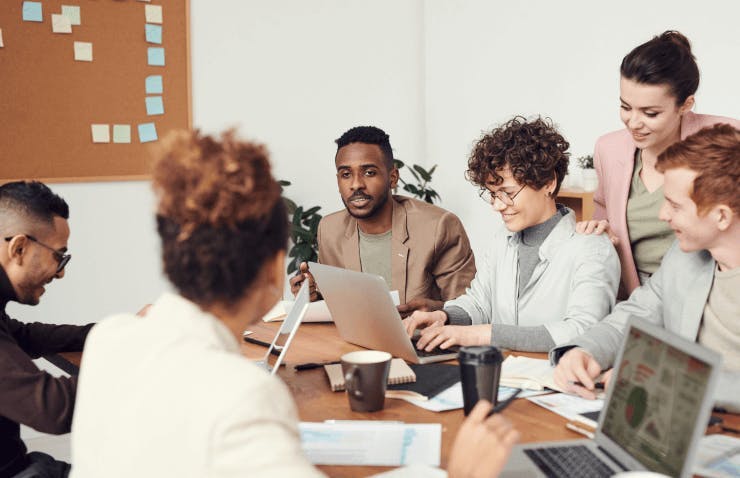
458, 346, 503, 363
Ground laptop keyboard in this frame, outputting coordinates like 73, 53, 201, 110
410, 337, 459, 357
524, 445, 615, 478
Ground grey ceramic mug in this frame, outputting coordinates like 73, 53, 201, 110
341, 350, 392, 412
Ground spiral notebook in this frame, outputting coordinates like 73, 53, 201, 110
325, 358, 416, 392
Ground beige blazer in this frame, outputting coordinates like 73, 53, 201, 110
317, 195, 476, 304
592, 111, 740, 297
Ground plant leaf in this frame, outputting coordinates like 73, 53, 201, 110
413, 164, 432, 182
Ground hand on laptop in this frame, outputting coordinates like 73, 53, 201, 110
553, 347, 610, 400
402, 310, 447, 337
289, 262, 320, 302
448, 400, 519, 478
396, 297, 444, 318
411, 320, 490, 351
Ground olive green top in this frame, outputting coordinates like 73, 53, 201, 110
627, 151, 675, 275
358, 228, 392, 289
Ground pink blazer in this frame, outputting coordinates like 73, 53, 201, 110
592, 111, 740, 297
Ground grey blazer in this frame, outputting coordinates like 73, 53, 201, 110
551, 241, 740, 412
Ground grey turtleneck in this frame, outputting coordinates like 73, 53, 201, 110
444, 206, 567, 352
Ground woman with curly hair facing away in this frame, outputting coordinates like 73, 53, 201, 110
404, 117, 620, 353
578, 31, 739, 298
69, 129, 520, 478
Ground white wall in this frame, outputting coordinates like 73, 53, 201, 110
10, 0, 739, 325
424, 0, 740, 253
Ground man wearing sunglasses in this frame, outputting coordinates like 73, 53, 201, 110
0, 181, 92, 478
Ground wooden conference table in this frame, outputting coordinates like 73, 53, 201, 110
62, 321, 739, 477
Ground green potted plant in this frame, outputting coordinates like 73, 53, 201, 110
576, 155, 598, 191
279, 180, 322, 274
393, 160, 441, 204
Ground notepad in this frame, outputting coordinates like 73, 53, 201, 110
500, 355, 564, 391
325, 358, 415, 392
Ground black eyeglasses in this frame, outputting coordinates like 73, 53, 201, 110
478, 184, 526, 206
4, 235, 71, 273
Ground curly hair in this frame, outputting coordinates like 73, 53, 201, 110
621, 31, 699, 105
152, 129, 288, 307
466, 116, 570, 196
656, 124, 740, 215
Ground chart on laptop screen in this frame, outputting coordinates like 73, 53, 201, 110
601, 328, 712, 476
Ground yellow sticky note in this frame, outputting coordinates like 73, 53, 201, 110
91, 124, 110, 143
52, 14, 72, 33
145, 5, 162, 24
74, 41, 92, 61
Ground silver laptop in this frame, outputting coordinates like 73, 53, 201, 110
502, 317, 721, 478
308, 262, 458, 364
256, 280, 310, 375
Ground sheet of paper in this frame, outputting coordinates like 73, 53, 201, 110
144, 4, 162, 24
112, 124, 131, 144
51, 14, 72, 33
23, 2, 43, 22
693, 434, 740, 478
145, 96, 164, 115
299, 422, 441, 466
527, 392, 604, 424
270, 290, 400, 323
145, 23, 162, 44
33, 357, 71, 379
74, 41, 93, 62
394, 382, 551, 412
91, 124, 109, 143
61, 5, 81, 25
138, 123, 158, 143
145, 75, 163, 94
147, 47, 165, 66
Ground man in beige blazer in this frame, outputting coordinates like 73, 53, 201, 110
291, 126, 475, 314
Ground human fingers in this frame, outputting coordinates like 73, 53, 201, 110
467, 399, 493, 423
299, 261, 309, 273
415, 325, 443, 350
575, 221, 588, 234
602, 369, 614, 389
593, 220, 608, 235
423, 326, 451, 351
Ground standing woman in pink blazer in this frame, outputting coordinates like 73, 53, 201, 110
578, 31, 739, 298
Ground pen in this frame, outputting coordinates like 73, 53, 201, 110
572, 381, 605, 390
243, 336, 282, 356
292, 360, 341, 371
487, 388, 522, 416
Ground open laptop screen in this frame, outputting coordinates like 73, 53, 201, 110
600, 326, 713, 477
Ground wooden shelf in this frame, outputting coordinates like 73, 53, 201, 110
557, 187, 595, 221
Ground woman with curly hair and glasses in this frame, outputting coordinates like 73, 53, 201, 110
69, 129, 520, 478
403, 117, 620, 353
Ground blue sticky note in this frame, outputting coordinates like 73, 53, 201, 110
145, 24, 162, 44
138, 123, 158, 143
22, 2, 43, 22
145, 96, 164, 116
147, 47, 165, 66
145, 75, 163, 94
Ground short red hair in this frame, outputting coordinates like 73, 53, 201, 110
656, 124, 740, 215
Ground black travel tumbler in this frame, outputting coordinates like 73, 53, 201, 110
459, 346, 504, 415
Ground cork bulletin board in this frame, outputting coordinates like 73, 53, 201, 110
0, 0, 191, 182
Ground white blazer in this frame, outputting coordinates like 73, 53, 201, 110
70, 293, 324, 478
